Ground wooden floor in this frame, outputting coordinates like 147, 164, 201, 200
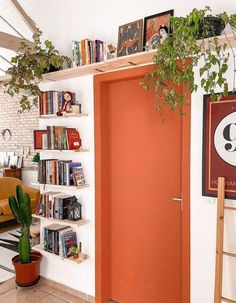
0, 278, 89, 303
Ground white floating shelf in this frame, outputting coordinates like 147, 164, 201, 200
36, 148, 89, 153
39, 113, 88, 119
31, 182, 89, 190
33, 244, 88, 264
32, 215, 89, 228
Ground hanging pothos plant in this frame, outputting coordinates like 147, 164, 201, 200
141, 7, 236, 113
5, 29, 71, 112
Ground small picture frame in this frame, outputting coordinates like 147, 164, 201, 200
33, 130, 47, 150
143, 10, 174, 50
117, 19, 143, 57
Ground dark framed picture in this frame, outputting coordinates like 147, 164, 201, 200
34, 130, 47, 150
202, 92, 236, 199
143, 9, 174, 50
117, 19, 143, 57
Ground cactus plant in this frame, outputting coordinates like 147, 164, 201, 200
8, 185, 32, 263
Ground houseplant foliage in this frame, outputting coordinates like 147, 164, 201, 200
142, 7, 236, 112
9, 185, 42, 286
5, 29, 71, 112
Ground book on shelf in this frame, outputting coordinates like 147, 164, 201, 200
43, 224, 78, 257
39, 91, 77, 115
34, 126, 81, 150
39, 91, 60, 115
62, 230, 78, 257
38, 159, 86, 186
35, 192, 81, 220
72, 39, 117, 66
72, 41, 81, 68
66, 128, 82, 150
73, 166, 86, 186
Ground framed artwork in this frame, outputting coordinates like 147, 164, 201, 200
34, 130, 47, 150
202, 92, 236, 199
143, 10, 174, 50
117, 19, 143, 57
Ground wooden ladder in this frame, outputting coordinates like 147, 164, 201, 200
214, 177, 236, 303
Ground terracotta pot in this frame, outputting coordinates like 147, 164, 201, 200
73, 253, 79, 259
12, 252, 42, 287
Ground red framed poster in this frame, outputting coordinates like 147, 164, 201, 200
202, 92, 236, 199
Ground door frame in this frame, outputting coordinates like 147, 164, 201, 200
94, 65, 190, 303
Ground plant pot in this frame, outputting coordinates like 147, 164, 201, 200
12, 252, 42, 287
43, 65, 62, 74
198, 16, 225, 39
73, 253, 79, 259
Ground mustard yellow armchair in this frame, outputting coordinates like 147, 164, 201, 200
0, 177, 40, 223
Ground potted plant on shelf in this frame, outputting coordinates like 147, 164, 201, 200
9, 185, 42, 287
142, 7, 236, 113
70, 246, 80, 259
5, 29, 71, 112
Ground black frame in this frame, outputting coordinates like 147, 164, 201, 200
143, 9, 174, 50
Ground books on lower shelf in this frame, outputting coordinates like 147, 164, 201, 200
38, 160, 86, 186
34, 126, 82, 150
35, 192, 82, 220
43, 223, 80, 258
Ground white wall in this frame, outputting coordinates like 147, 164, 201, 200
23, 0, 235, 57
38, 76, 95, 297
191, 52, 236, 303
18, 0, 236, 301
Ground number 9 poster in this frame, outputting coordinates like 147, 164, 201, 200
202, 92, 236, 199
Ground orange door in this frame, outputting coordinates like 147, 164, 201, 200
95, 66, 190, 303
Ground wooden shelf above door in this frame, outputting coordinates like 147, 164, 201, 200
40, 49, 156, 82
0, 33, 235, 83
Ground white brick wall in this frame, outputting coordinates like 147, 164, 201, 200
0, 87, 39, 167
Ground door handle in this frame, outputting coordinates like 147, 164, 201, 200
172, 198, 183, 202
172, 197, 183, 211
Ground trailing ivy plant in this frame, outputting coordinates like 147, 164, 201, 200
141, 7, 236, 113
5, 29, 71, 112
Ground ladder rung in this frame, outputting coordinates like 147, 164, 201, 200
223, 251, 236, 258
224, 206, 236, 211
222, 296, 236, 303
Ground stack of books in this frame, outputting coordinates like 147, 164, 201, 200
39, 91, 76, 115
34, 127, 81, 150
43, 224, 78, 257
38, 160, 86, 186
72, 39, 117, 67
35, 192, 81, 220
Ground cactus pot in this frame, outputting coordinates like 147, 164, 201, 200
12, 252, 42, 287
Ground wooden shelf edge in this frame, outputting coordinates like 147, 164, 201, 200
36, 148, 89, 153
31, 182, 89, 190
32, 244, 88, 264
39, 113, 88, 119
32, 215, 89, 227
